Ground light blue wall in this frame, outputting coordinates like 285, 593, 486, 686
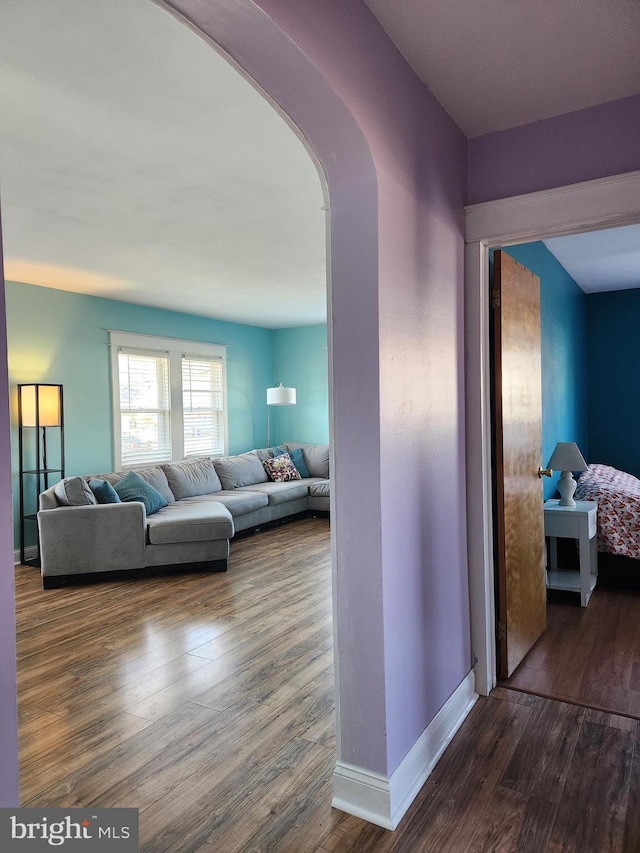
6, 281, 331, 549
269, 324, 329, 446
586, 288, 640, 477
502, 243, 589, 499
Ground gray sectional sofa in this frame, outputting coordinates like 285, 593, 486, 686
37, 442, 330, 588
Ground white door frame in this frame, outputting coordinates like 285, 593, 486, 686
465, 169, 640, 696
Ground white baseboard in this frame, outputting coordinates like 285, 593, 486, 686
14, 546, 38, 566
332, 669, 478, 830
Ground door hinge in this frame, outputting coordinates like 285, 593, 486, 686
491, 288, 501, 309
497, 621, 507, 641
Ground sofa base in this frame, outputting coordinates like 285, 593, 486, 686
42, 558, 228, 589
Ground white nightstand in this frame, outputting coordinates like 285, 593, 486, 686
544, 499, 598, 607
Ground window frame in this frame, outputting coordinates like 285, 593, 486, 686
109, 331, 228, 470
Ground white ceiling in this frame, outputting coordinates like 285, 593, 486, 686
0, 0, 327, 328
1, 0, 639, 326
544, 225, 640, 294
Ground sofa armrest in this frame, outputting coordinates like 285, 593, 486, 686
38, 502, 147, 578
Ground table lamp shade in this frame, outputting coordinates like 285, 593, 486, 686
546, 442, 588, 473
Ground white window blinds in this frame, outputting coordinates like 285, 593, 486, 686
118, 351, 172, 467
110, 332, 228, 469
182, 356, 225, 457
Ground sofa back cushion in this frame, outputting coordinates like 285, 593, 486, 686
214, 451, 268, 490
162, 457, 222, 500
285, 443, 329, 478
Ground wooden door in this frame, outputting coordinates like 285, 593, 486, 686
492, 251, 546, 679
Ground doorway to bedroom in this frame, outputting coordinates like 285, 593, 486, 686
489, 227, 640, 719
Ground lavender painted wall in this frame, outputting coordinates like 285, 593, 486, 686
468, 94, 640, 204
0, 217, 20, 806
0, 0, 470, 797
162, 0, 470, 776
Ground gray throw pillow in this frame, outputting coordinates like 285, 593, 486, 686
161, 457, 222, 500
54, 477, 97, 507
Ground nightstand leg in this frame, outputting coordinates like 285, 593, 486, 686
579, 531, 590, 607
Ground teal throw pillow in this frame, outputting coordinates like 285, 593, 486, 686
287, 447, 311, 478
89, 478, 121, 504
114, 470, 168, 515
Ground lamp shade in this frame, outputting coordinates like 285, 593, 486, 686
19, 384, 63, 427
267, 385, 296, 406
546, 442, 588, 473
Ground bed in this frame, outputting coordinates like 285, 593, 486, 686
574, 463, 640, 560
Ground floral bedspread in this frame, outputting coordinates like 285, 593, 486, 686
574, 463, 640, 559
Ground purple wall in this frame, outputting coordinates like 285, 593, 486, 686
0, 214, 20, 806
468, 94, 640, 204
162, 0, 470, 775
0, 0, 470, 794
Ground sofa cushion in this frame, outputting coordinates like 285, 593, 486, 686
263, 453, 302, 482
146, 501, 234, 544
178, 491, 269, 517
54, 477, 97, 506
285, 443, 329, 478
235, 481, 309, 505
162, 457, 222, 499
309, 480, 331, 498
214, 451, 268, 490
114, 470, 168, 516
88, 478, 121, 504
135, 466, 176, 504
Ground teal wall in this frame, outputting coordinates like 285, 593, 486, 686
586, 288, 640, 477
269, 324, 329, 446
6, 281, 329, 548
502, 243, 589, 500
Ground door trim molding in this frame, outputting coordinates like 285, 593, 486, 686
464, 169, 640, 695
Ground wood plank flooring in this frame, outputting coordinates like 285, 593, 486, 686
503, 583, 640, 718
16, 517, 640, 851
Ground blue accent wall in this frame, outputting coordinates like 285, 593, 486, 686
502, 243, 588, 499
269, 325, 329, 446
586, 288, 640, 477
6, 281, 329, 548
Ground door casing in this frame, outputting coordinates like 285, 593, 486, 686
464, 169, 640, 696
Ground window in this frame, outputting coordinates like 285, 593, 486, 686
110, 332, 228, 469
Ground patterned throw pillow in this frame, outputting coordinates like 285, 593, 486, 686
262, 453, 302, 482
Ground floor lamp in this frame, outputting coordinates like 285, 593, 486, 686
266, 384, 296, 446
18, 384, 65, 565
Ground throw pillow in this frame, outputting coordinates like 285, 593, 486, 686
54, 477, 97, 506
262, 453, 302, 482
88, 478, 121, 504
272, 446, 311, 478
286, 447, 311, 478
114, 470, 168, 515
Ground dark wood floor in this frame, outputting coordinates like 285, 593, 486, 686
504, 579, 640, 719
16, 518, 640, 851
